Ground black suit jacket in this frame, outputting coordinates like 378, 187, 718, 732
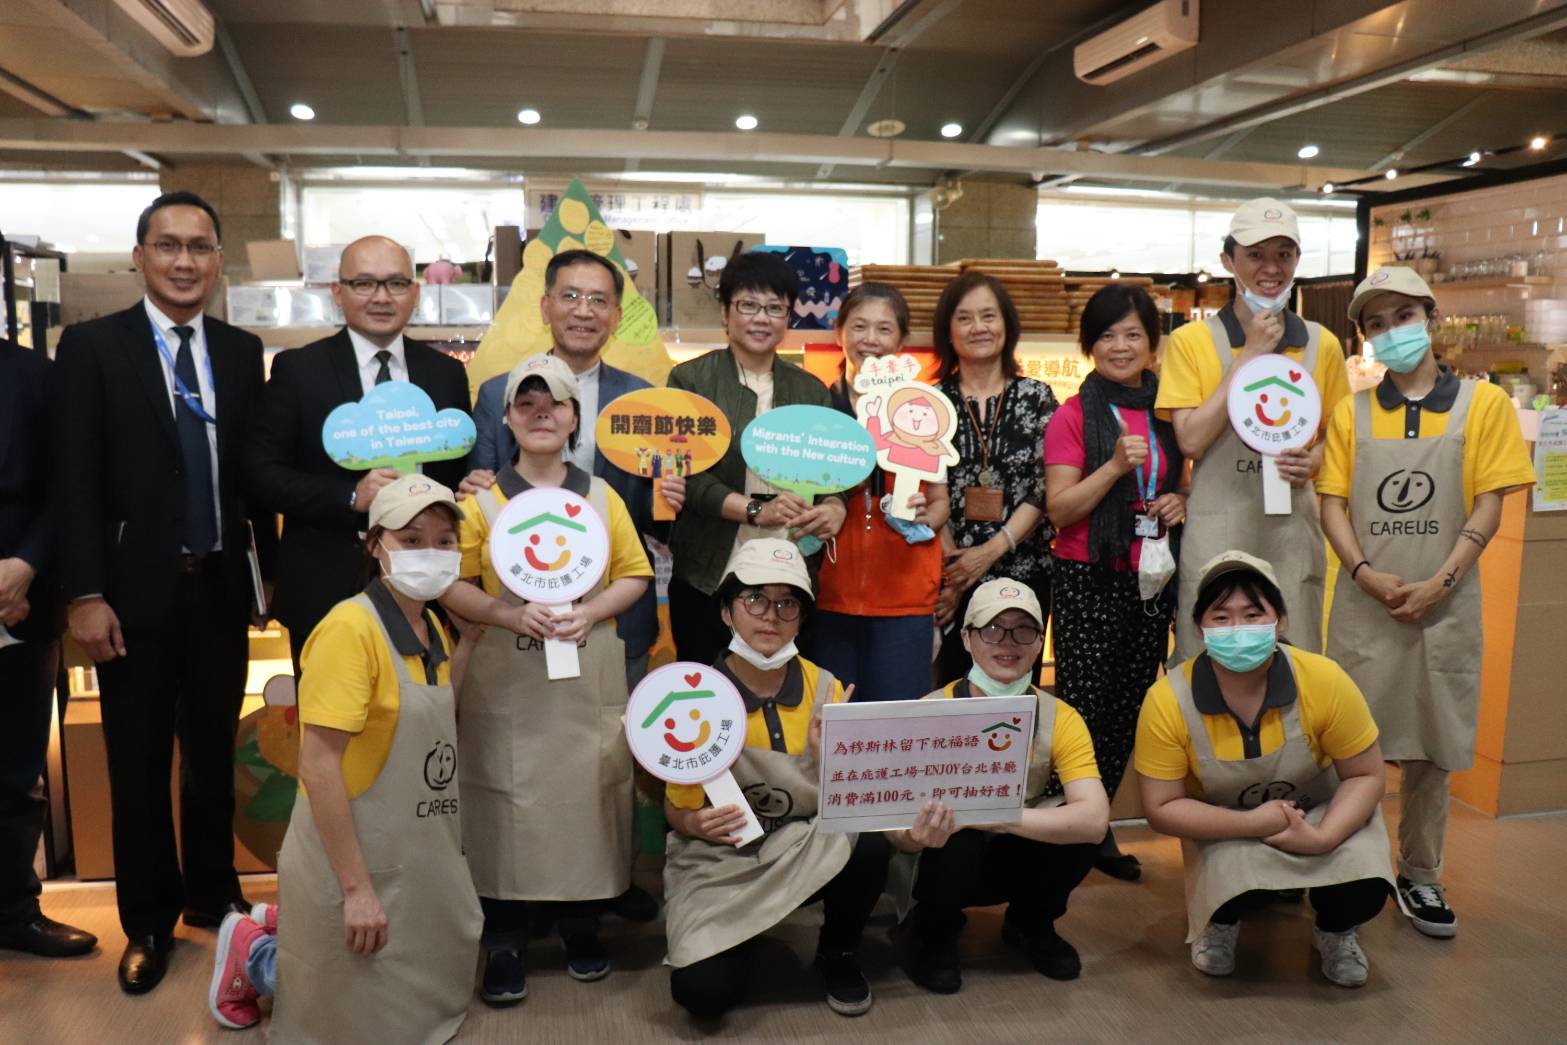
49, 303, 273, 630
247, 327, 469, 637
0, 338, 57, 642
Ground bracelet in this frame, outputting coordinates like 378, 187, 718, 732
1001, 527, 1017, 553
1350, 560, 1370, 580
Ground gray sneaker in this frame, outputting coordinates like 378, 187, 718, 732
1190, 921, 1239, 977
1313, 927, 1369, 988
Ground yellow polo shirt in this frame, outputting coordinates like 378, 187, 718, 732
924, 682, 1100, 785
1316, 376, 1535, 513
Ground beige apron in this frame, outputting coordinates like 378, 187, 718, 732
663, 667, 852, 968
459, 480, 632, 901
1168, 656, 1392, 943
1325, 383, 1479, 770
1173, 316, 1327, 662
272, 595, 482, 1045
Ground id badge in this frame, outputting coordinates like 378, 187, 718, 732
1132, 508, 1163, 539
964, 485, 1005, 522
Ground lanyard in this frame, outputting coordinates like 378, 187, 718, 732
1108, 405, 1158, 503
150, 321, 217, 426
958, 381, 1009, 478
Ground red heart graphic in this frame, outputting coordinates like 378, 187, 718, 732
564, 502, 582, 518
1289, 369, 1302, 382
684, 672, 702, 687
1012, 716, 1021, 724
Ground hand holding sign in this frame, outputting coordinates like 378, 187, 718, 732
594, 388, 730, 520
852, 355, 960, 520
322, 381, 476, 473
625, 662, 764, 846
1226, 356, 1322, 516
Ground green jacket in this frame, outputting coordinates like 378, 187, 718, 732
667, 346, 835, 594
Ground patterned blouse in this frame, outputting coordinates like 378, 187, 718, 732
939, 374, 1058, 588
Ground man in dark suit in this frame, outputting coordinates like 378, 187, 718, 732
0, 337, 97, 959
50, 191, 274, 993
248, 235, 469, 669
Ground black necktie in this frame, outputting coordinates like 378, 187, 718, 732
171, 325, 217, 555
374, 349, 393, 385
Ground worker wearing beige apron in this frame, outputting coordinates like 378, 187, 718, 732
1136, 551, 1392, 988
663, 539, 891, 1020
1156, 198, 1352, 662
897, 578, 1108, 995
262, 476, 483, 1042
1320, 267, 1535, 940
455, 355, 653, 1001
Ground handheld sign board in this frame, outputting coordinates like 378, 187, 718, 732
1226, 355, 1322, 516
594, 388, 731, 521
321, 381, 476, 473
487, 487, 609, 679
625, 662, 764, 845
852, 354, 960, 520
740, 405, 876, 498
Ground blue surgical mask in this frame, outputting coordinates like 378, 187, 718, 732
1202, 623, 1277, 673
1239, 278, 1294, 316
966, 662, 1033, 696
1368, 322, 1431, 373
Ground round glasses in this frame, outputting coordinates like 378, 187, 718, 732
736, 590, 802, 622
972, 622, 1042, 646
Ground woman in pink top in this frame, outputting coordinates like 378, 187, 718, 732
1043, 284, 1186, 882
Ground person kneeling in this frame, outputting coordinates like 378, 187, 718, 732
901, 578, 1109, 994
663, 539, 891, 1021
1134, 551, 1393, 989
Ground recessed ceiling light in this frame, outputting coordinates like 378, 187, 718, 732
735, 114, 758, 131
1385, 168, 1399, 180
940, 122, 963, 139
1297, 144, 1320, 159
867, 118, 906, 139
289, 102, 315, 121
1530, 135, 1549, 150
1463, 151, 1481, 167
1322, 182, 1335, 194
517, 108, 541, 125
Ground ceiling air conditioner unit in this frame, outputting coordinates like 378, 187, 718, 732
1074, 0, 1198, 85
112, 0, 215, 57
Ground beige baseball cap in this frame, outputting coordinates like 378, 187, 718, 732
369, 473, 464, 530
1229, 198, 1301, 247
721, 538, 813, 596
1347, 266, 1436, 325
963, 578, 1043, 629
503, 353, 579, 408
1195, 549, 1280, 593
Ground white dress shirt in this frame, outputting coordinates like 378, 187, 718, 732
348, 327, 408, 394
566, 359, 601, 473
144, 297, 223, 550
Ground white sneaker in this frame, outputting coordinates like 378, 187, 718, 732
1190, 921, 1239, 977
1313, 926, 1369, 988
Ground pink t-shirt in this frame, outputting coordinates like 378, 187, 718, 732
1043, 394, 1171, 570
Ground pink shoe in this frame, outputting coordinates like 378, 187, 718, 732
209, 912, 263, 1030
249, 902, 278, 935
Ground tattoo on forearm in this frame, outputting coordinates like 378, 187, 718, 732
1459, 528, 1488, 550
1442, 566, 1461, 589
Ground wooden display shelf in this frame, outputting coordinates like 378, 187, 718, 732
1433, 276, 1556, 291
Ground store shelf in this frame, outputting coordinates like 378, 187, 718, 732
1433, 276, 1556, 291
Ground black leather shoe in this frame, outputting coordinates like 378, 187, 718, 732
182, 900, 251, 929
1095, 853, 1142, 882
907, 937, 962, 995
606, 884, 659, 923
0, 914, 98, 957
118, 935, 172, 994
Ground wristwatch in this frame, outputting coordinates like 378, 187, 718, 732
745, 497, 764, 525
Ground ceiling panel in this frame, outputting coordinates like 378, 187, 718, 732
229, 23, 406, 125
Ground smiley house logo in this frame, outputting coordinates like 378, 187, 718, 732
625, 663, 748, 786
1246, 372, 1302, 428
982, 716, 1024, 752
509, 503, 587, 571
488, 487, 609, 605
1228, 355, 1320, 455
424, 740, 457, 790
641, 677, 717, 754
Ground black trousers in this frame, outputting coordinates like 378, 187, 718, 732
0, 637, 59, 925
95, 565, 248, 939
934, 576, 1052, 686
479, 896, 600, 942
912, 829, 1096, 942
670, 832, 892, 1019
1211, 878, 1390, 934
669, 578, 730, 667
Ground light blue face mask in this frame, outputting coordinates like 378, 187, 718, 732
1239, 277, 1294, 316
966, 662, 1033, 696
1201, 623, 1277, 673
1368, 321, 1432, 373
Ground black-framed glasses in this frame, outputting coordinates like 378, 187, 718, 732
972, 622, 1042, 646
737, 590, 802, 622
554, 289, 614, 312
341, 277, 416, 297
143, 238, 219, 259
732, 299, 789, 319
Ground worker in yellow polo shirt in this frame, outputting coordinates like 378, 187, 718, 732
1319, 266, 1535, 941
1156, 198, 1351, 661
1135, 551, 1392, 989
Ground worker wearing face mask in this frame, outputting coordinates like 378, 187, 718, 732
1318, 267, 1533, 942
1156, 198, 1351, 662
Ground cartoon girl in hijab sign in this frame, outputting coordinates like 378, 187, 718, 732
854, 354, 960, 520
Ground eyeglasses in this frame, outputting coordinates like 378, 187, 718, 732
972, 622, 1042, 646
737, 591, 802, 622
143, 239, 219, 259
341, 277, 415, 297
554, 289, 613, 312
732, 299, 789, 319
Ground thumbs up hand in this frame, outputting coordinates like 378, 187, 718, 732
1111, 414, 1149, 475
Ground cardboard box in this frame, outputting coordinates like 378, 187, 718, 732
60, 272, 228, 325
614, 229, 656, 302
493, 225, 523, 288
659, 231, 765, 329
245, 239, 302, 281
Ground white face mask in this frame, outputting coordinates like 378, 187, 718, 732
380, 545, 461, 601
1238, 274, 1294, 316
728, 632, 798, 671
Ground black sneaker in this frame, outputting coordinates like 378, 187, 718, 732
814, 950, 873, 1016
1001, 921, 1082, 981
907, 936, 962, 995
562, 932, 611, 981
480, 944, 527, 1004
1396, 876, 1457, 938
607, 884, 660, 923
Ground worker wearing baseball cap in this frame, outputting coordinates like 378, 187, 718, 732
1318, 266, 1534, 940
1134, 549, 1393, 988
900, 578, 1108, 994
1156, 198, 1352, 662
